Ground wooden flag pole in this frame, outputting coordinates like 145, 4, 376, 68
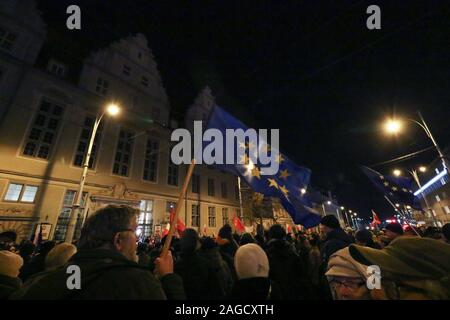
160, 159, 196, 257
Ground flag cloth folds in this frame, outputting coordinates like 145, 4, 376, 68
361, 166, 422, 210
204, 105, 321, 228
371, 210, 382, 225
233, 215, 246, 233
169, 207, 186, 235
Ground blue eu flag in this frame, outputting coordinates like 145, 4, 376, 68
203, 105, 322, 228
361, 166, 422, 210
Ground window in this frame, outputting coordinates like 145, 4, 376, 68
143, 139, 159, 182
4, 183, 38, 202
192, 174, 200, 194
222, 208, 229, 226
444, 206, 450, 215
95, 78, 109, 96
208, 207, 216, 227
435, 195, 441, 202
53, 190, 87, 241
167, 157, 179, 186
142, 76, 149, 87
191, 204, 200, 227
22, 99, 64, 159
0, 27, 17, 51
138, 200, 154, 239
152, 107, 160, 122
73, 117, 102, 168
208, 179, 215, 197
122, 65, 131, 76
48, 60, 66, 77
113, 129, 134, 176
221, 182, 228, 198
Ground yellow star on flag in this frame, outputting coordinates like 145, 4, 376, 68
268, 179, 279, 189
275, 154, 285, 164
280, 185, 289, 198
383, 182, 389, 187
279, 169, 291, 180
392, 186, 398, 191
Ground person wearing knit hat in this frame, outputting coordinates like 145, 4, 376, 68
319, 215, 352, 266
0, 250, 24, 299
325, 247, 371, 300
229, 244, 282, 299
349, 236, 450, 299
320, 215, 340, 230
384, 223, 404, 243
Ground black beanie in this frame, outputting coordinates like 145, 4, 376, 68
218, 224, 232, 240
385, 223, 404, 235
320, 215, 340, 229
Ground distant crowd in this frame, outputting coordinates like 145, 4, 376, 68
1, 205, 449, 300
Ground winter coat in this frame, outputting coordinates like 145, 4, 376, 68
320, 228, 352, 266
11, 248, 185, 300
228, 277, 283, 300
174, 251, 225, 300
265, 239, 311, 300
199, 247, 234, 295
0, 275, 21, 300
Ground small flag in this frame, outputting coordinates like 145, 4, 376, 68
169, 206, 186, 235
371, 210, 382, 225
233, 215, 246, 233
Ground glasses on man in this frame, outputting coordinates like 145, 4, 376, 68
329, 279, 366, 290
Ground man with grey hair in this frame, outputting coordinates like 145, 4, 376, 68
12, 205, 185, 300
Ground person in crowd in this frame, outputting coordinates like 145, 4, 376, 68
137, 242, 151, 267
308, 233, 322, 288
349, 236, 450, 299
216, 224, 239, 280
19, 240, 56, 282
355, 229, 381, 249
403, 226, 418, 237
0, 250, 23, 300
45, 243, 77, 271
319, 215, 352, 266
18, 241, 35, 265
199, 237, 234, 296
174, 229, 225, 299
229, 243, 282, 300
325, 247, 369, 300
265, 224, 311, 300
12, 205, 184, 300
384, 223, 404, 244
442, 223, 450, 243
295, 234, 311, 269
239, 233, 255, 246
423, 226, 442, 240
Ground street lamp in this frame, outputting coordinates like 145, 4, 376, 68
391, 166, 439, 227
393, 169, 402, 177
65, 103, 121, 243
383, 112, 448, 170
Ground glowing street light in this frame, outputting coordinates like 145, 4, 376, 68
419, 166, 427, 173
384, 119, 402, 134
327, 201, 332, 205
300, 188, 307, 195
65, 103, 121, 243
393, 169, 402, 177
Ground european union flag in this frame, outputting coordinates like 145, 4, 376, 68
361, 166, 422, 210
203, 105, 322, 228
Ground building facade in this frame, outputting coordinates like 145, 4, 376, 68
0, 1, 240, 242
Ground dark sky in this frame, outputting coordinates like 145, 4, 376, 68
37, 0, 450, 220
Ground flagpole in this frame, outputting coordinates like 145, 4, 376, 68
160, 159, 196, 257
237, 176, 244, 221
383, 196, 420, 236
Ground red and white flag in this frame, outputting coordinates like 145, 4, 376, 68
233, 215, 245, 233
371, 210, 382, 225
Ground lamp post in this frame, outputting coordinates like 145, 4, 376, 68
384, 111, 449, 171
393, 167, 439, 227
65, 103, 120, 243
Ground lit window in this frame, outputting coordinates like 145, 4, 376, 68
435, 195, 441, 202
54, 190, 87, 241
191, 204, 200, 227
4, 183, 23, 201
167, 150, 179, 186
4, 183, 38, 203
21, 186, 38, 203
0, 27, 17, 51
222, 208, 229, 226
444, 206, 450, 215
208, 207, 216, 227
138, 200, 154, 239
73, 116, 102, 168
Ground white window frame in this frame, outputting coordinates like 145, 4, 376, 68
3, 183, 39, 203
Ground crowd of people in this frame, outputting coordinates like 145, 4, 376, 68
0, 205, 449, 300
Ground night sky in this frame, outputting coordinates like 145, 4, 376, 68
36, 0, 450, 220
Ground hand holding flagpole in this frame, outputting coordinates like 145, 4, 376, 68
160, 159, 196, 257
